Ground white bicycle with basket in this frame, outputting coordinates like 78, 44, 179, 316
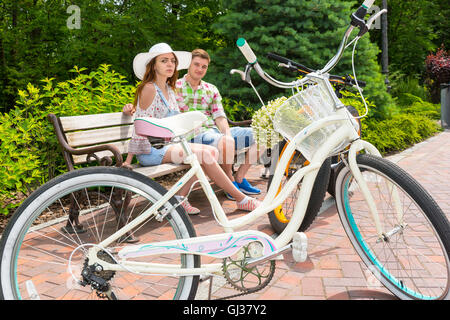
1, 0, 449, 300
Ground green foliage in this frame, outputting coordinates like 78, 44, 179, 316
403, 100, 441, 120
362, 114, 440, 154
389, 73, 431, 106
339, 87, 440, 154
0, 0, 224, 113
222, 97, 255, 122
0, 65, 135, 215
370, 0, 449, 78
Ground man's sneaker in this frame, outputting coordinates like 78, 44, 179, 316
225, 181, 241, 201
235, 178, 261, 195
180, 199, 200, 215
236, 197, 261, 212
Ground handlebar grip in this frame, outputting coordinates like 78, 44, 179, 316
352, 0, 375, 25
236, 38, 258, 64
362, 0, 375, 9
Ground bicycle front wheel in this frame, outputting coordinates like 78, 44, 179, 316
0, 167, 200, 300
335, 154, 450, 300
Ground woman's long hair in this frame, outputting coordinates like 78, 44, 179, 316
133, 54, 179, 108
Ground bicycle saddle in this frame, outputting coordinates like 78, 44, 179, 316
134, 111, 207, 139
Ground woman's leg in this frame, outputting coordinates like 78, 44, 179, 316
163, 143, 247, 202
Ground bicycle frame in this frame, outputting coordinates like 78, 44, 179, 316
86, 102, 392, 277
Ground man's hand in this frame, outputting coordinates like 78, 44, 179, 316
123, 103, 136, 116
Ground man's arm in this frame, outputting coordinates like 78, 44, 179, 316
215, 116, 231, 136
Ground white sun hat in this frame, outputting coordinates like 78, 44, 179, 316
133, 43, 192, 80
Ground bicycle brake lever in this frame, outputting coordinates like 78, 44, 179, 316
278, 62, 298, 72
230, 69, 246, 81
230, 64, 254, 85
356, 8, 388, 37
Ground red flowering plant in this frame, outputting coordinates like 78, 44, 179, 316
425, 46, 450, 102
426, 46, 450, 83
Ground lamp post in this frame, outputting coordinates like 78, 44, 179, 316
381, 0, 390, 91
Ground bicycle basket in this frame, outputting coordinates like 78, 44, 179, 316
273, 80, 340, 161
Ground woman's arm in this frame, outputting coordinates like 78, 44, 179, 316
138, 83, 156, 111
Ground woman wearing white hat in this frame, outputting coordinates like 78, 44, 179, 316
123, 43, 261, 214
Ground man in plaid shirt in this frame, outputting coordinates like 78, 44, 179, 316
176, 49, 262, 198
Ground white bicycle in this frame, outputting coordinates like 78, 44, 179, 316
1, 0, 449, 300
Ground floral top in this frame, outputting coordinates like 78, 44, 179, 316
175, 75, 227, 128
128, 83, 180, 154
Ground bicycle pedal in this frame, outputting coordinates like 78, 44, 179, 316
292, 232, 308, 263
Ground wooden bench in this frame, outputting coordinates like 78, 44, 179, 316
48, 112, 190, 177
48, 111, 194, 238
48, 111, 253, 236
48, 111, 252, 176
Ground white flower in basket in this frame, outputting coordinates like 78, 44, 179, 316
251, 96, 287, 149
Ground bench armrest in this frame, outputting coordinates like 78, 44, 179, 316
48, 113, 124, 170
227, 119, 252, 127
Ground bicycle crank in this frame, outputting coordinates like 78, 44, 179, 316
222, 241, 276, 294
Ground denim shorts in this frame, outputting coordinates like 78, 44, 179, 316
191, 127, 255, 150
136, 145, 170, 166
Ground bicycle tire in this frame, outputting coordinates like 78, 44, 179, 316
0, 166, 200, 300
335, 154, 450, 300
267, 140, 331, 234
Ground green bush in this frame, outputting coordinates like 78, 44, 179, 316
389, 73, 431, 106
403, 99, 441, 120
363, 113, 440, 154
339, 88, 440, 154
0, 65, 135, 215
222, 97, 255, 122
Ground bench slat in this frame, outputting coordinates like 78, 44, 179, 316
133, 163, 189, 179
60, 112, 133, 132
66, 125, 134, 147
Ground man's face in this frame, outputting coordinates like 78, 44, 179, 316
188, 56, 209, 81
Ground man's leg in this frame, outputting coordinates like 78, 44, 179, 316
234, 142, 265, 183
230, 127, 263, 194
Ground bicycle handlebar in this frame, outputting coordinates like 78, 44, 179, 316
266, 52, 366, 88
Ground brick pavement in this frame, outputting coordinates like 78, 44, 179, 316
193, 129, 450, 300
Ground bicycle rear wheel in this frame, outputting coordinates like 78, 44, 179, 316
0, 167, 200, 300
267, 140, 331, 234
335, 154, 450, 300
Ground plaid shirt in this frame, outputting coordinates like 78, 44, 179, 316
175, 75, 227, 128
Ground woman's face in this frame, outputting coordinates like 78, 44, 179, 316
154, 53, 177, 78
